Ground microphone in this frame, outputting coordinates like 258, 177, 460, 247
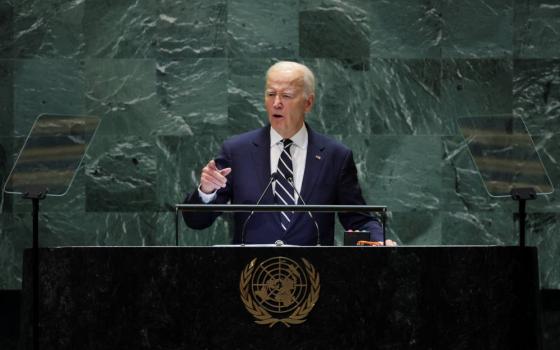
287, 176, 321, 246
240, 172, 278, 245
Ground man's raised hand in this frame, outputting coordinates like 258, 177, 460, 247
200, 160, 232, 194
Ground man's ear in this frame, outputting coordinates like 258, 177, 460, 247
304, 94, 315, 113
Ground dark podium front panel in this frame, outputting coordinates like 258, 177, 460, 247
21, 247, 540, 350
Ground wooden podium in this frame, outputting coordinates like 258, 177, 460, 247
21, 246, 541, 349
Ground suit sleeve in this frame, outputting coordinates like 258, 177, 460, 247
336, 149, 384, 241
182, 143, 233, 230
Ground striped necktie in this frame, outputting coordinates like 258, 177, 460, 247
275, 139, 296, 231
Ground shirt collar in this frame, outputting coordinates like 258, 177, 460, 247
270, 124, 308, 149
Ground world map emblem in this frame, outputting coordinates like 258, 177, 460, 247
240, 257, 320, 327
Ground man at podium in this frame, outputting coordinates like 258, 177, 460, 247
183, 61, 386, 246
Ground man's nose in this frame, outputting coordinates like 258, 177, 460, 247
273, 95, 282, 108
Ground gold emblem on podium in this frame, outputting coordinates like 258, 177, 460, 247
240, 256, 320, 327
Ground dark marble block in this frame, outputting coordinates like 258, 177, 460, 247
0, 2, 13, 58
300, 0, 370, 59
513, 59, 560, 135
11, 0, 84, 58
370, 0, 442, 59
227, 0, 298, 58
440, 0, 513, 58
514, 0, 560, 58
0, 59, 14, 137
21, 246, 540, 350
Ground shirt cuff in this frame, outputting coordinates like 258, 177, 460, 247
198, 186, 217, 203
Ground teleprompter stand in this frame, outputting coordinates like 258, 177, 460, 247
510, 188, 537, 247
22, 191, 46, 350
458, 115, 554, 248
2, 114, 101, 350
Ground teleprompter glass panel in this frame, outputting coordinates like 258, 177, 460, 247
3, 114, 101, 197
457, 115, 554, 198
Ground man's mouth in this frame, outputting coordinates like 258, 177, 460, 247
272, 114, 284, 118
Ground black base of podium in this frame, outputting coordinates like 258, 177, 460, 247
0, 290, 20, 350
21, 246, 540, 350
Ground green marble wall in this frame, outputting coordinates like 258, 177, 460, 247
0, 0, 559, 290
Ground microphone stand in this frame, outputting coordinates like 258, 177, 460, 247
240, 172, 277, 245
288, 177, 321, 246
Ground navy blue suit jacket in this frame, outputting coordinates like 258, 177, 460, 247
183, 124, 383, 245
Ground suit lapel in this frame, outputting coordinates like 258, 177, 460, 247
300, 126, 326, 203
286, 125, 326, 238
251, 125, 274, 204
252, 125, 282, 230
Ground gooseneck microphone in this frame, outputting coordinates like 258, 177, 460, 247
287, 176, 321, 246
240, 172, 278, 245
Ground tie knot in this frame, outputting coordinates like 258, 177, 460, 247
282, 139, 293, 149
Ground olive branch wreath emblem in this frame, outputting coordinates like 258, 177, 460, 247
239, 257, 320, 327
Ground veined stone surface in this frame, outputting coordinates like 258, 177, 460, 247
0, 0, 559, 294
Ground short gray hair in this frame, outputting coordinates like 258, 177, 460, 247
266, 61, 316, 97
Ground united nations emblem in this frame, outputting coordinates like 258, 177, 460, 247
239, 257, 320, 327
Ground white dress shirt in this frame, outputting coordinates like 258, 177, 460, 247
269, 124, 307, 202
198, 124, 308, 203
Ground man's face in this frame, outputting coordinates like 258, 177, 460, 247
265, 68, 314, 139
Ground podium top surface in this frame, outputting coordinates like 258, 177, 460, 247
175, 203, 388, 212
